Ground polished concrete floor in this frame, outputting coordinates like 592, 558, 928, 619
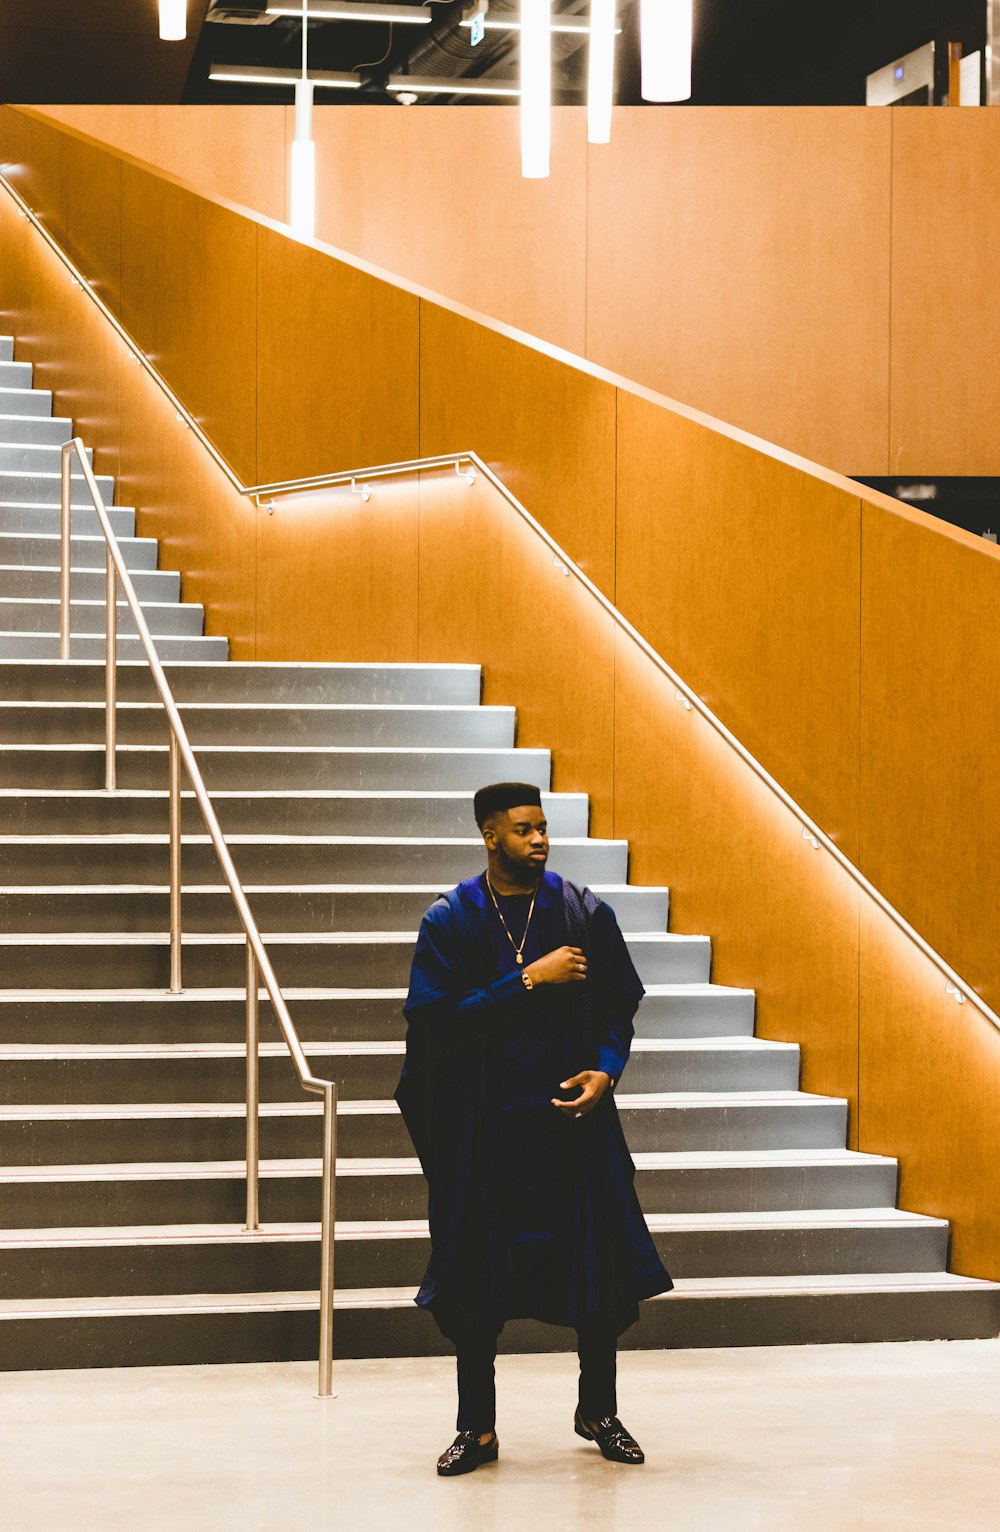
4, 1340, 999, 1531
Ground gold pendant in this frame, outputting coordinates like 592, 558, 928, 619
516, 953, 524, 965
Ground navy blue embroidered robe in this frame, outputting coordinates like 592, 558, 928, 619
395, 870, 673, 1341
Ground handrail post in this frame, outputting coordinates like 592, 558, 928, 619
317, 1080, 338, 1398
168, 733, 183, 994
60, 445, 72, 661
245, 941, 260, 1232
104, 547, 117, 791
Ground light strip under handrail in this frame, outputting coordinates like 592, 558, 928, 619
60, 439, 339, 1399
4, 168, 997, 1041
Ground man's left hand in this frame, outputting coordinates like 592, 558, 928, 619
551, 1070, 612, 1118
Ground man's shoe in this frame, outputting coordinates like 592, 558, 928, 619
574, 1409, 645, 1464
436, 1430, 500, 1477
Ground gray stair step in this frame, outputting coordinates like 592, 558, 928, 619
0, 414, 72, 445
0, 701, 516, 747
0, 338, 13, 363
0, 567, 181, 603
0, 743, 550, 792
0, 788, 585, 838
0, 470, 117, 507
0, 661, 483, 706
0, 389, 53, 418
0, 879, 667, 935
0, 927, 693, 987
0, 836, 628, 886
0, 601, 202, 637
0, 1149, 904, 1228
0, 362, 33, 389
0, 1092, 848, 1164
0, 634, 229, 661
0, 532, 158, 570
0, 1036, 796, 1105
1, 1272, 997, 1371
0, 1208, 951, 1299
0, 441, 91, 473
0, 505, 135, 538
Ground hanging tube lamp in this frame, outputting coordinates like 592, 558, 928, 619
520, 0, 552, 178
587, 0, 616, 144
640, 0, 693, 103
289, 0, 317, 238
159, 0, 188, 41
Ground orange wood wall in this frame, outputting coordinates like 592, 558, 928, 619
33, 101, 1000, 478
3, 107, 1000, 1276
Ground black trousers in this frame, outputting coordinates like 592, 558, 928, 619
455, 1320, 617, 1433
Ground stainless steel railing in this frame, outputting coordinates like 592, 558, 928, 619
59, 440, 339, 1398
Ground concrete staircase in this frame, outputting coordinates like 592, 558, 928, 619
1, 333, 997, 1370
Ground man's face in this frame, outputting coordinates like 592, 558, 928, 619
484, 805, 549, 874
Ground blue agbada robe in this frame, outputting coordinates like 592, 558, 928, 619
395, 870, 673, 1341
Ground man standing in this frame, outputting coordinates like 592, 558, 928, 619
395, 782, 673, 1477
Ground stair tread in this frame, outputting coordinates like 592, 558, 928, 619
1, 1270, 996, 1322
0, 1036, 788, 1061
0, 927, 693, 946
0, 979, 745, 1002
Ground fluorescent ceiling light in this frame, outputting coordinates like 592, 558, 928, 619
587, 0, 616, 144
640, 0, 692, 102
521, 0, 552, 179
209, 62, 362, 87
386, 74, 521, 96
460, 17, 621, 36
267, 2, 432, 19
159, 0, 187, 41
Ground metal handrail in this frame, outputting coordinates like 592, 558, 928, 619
59, 441, 338, 1399
6, 172, 998, 1038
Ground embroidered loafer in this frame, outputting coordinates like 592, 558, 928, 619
574, 1409, 645, 1464
436, 1430, 500, 1477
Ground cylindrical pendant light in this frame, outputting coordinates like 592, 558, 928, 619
587, 0, 617, 144
520, 0, 552, 179
640, 0, 692, 103
289, 0, 317, 238
158, 0, 188, 41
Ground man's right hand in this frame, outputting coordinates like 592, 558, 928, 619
523, 946, 588, 986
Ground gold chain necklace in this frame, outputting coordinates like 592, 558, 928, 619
485, 873, 539, 966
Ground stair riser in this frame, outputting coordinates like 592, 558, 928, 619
0, 986, 707, 1045
0, 1221, 950, 1301
0, 1100, 847, 1165
0, 535, 158, 570
0, 839, 630, 887
0, 340, 13, 363
0, 364, 33, 389
0, 662, 484, 705
0, 508, 136, 541
0, 603, 202, 637
0, 884, 667, 936
0, 791, 585, 838
3, 1286, 999, 1373
0, 1159, 901, 1231
0, 570, 180, 602
0, 1045, 797, 1106
0, 746, 552, 792
0, 635, 229, 661
0, 933, 703, 988
0, 444, 92, 474
0, 389, 53, 418
0, 416, 72, 445
0, 704, 515, 747
0, 472, 116, 507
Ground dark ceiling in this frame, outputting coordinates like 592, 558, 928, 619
0, 1, 989, 106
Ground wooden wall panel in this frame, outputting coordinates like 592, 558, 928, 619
859, 901, 1000, 1278
615, 390, 863, 857
416, 473, 616, 836
254, 481, 418, 663
256, 227, 420, 487
310, 106, 588, 358
860, 504, 1000, 1009
119, 163, 258, 486
890, 112, 1000, 475
418, 302, 617, 596
613, 634, 862, 1130
34, 105, 287, 224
